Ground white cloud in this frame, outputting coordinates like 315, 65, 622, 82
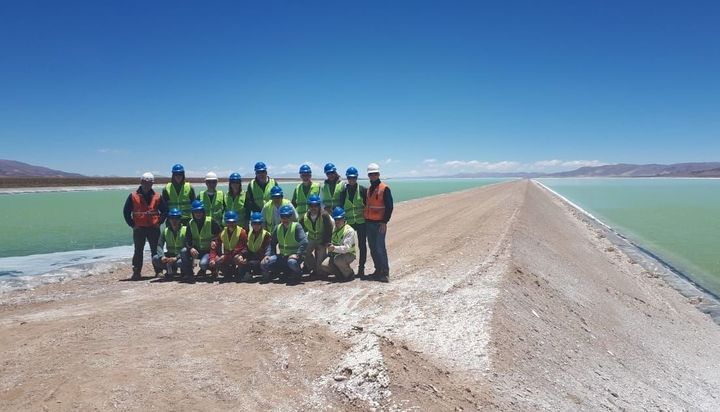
397, 158, 608, 176
385, 158, 394, 164
422, 158, 438, 164
97, 148, 129, 155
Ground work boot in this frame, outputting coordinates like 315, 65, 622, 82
357, 267, 365, 276
376, 269, 389, 283
241, 273, 253, 282
131, 268, 141, 281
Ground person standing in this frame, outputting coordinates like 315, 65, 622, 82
292, 164, 321, 216
123, 172, 167, 280
200, 171, 226, 224
262, 186, 297, 230
321, 162, 345, 214
226, 172, 247, 228
245, 161, 278, 215
162, 164, 195, 224
338, 166, 368, 276
299, 194, 333, 277
364, 163, 393, 282
321, 207, 357, 282
261, 205, 308, 283
152, 208, 186, 279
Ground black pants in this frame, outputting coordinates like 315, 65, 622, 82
350, 222, 367, 269
132, 226, 160, 272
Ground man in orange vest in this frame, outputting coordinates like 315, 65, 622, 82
123, 172, 168, 280
364, 163, 393, 282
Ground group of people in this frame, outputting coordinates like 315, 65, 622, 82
122, 162, 393, 283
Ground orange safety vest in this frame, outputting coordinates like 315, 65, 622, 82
364, 182, 387, 221
131, 192, 162, 227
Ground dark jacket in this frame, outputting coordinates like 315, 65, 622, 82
366, 180, 393, 223
338, 184, 367, 210
184, 217, 222, 251
245, 178, 278, 213
161, 180, 196, 204
123, 187, 168, 228
270, 223, 308, 257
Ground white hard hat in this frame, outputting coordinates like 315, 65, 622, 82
141, 172, 154, 182
205, 171, 218, 181
367, 163, 380, 174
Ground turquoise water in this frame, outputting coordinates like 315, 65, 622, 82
0, 178, 508, 260
539, 178, 720, 296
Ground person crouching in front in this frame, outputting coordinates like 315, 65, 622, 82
210, 210, 248, 281
321, 207, 357, 282
241, 212, 273, 282
181, 200, 221, 282
152, 208, 186, 280
260, 205, 308, 283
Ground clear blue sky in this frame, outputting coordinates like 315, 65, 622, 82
1, 0, 718, 177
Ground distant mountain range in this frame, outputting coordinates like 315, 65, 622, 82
436, 162, 720, 178
0, 159, 84, 177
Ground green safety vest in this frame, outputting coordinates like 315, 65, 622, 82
163, 225, 186, 256
322, 180, 345, 210
301, 213, 325, 242
262, 198, 292, 230
190, 217, 214, 251
165, 182, 193, 219
200, 190, 226, 224
277, 222, 300, 257
248, 229, 270, 254
343, 186, 366, 225
250, 178, 277, 209
220, 227, 242, 252
294, 182, 320, 216
331, 224, 356, 257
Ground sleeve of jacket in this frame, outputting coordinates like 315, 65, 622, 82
321, 213, 333, 244
383, 187, 394, 223
161, 187, 170, 202
188, 187, 196, 202
333, 227, 356, 254
235, 229, 248, 256
155, 229, 166, 258
262, 233, 273, 257
123, 194, 134, 228
158, 196, 168, 225
210, 236, 218, 260
295, 224, 308, 257
291, 186, 298, 208
360, 186, 368, 204
337, 187, 347, 208
185, 225, 194, 249
269, 227, 279, 256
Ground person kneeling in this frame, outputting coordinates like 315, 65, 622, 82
210, 211, 248, 281
260, 205, 308, 282
321, 207, 357, 282
241, 212, 273, 282
181, 200, 221, 281
152, 208, 186, 279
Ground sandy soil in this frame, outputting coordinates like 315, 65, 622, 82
1, 180, 719, 411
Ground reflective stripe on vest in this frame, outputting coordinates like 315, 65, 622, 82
263, 199, 291, 230
343, 186, 366, 225
250, 178, 277, 209
164, 226, 186, 256
301, 214, 325, 241
220, 227, 242, 252
248, 229, 270, 254
331, 224, 356, 257
322, 180, 345, 210
190, 217, 214, 251
131, 192, 162, 227
364, 182, 387, 221
200, 190, 226, 223
165, 182, 193, 219
278, 222, 300, 257
294, 182, 320, 216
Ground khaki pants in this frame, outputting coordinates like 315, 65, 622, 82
321, 253, 355, 279
304, 240, 327, 273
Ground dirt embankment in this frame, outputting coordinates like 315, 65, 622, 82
1, 180, 719, 411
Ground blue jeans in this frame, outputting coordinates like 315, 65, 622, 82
152, 251, 185, 275
366, 222, 389, 273
181, 249, 211, 274
261, 255, 302, 277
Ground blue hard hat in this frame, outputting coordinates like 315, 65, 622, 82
191, 200, 205, 212
307, 194, 321, 205
229, 172, 242, 182
332, 207, 346, 220
279, 205, 294, 217
254, 162, 267, 173
250, 211, 263, 224
168, 208, 182, 219
346, 167, 359, 177
324, 163, 337, 174
172, 164, 185, 174
224, 210, 238, 223
270, 185, 284, 198
299, 164, 312, 175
